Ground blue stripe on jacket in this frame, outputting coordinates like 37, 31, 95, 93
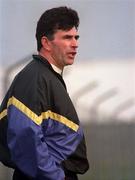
7, 104, 83, 179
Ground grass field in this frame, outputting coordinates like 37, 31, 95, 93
79, 122, 135, 180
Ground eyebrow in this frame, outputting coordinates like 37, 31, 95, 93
63, 34, 80, 40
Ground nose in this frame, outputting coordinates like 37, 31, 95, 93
71, 38, 78, 49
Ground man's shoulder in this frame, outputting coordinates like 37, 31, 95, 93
14, 58, 53, 85
15, 60, 38, 81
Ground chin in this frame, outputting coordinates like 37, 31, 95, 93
66, 62, 73, 67
67, 59, 74, 65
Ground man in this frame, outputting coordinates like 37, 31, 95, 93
0, 6, 89, 180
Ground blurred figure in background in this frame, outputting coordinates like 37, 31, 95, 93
0, 6, 89, 180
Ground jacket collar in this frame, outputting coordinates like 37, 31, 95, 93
33, 54, 67, 90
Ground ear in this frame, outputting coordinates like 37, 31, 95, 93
41, 36, 51, 51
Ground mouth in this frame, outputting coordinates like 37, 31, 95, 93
68, 52, 77, 59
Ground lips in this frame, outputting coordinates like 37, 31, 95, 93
68, 52, 77, 58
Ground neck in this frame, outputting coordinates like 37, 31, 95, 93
51, 64, 63, 75
39, 51, 64, 71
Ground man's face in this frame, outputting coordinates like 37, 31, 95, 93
49, 27, 79, 69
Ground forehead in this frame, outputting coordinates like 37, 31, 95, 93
54, 27, 78, 37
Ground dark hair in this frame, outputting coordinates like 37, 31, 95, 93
36, 6, 79, 51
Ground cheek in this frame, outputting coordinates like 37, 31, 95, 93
57, 46, 66, 55
52, 42, 67, 56
52, 45, 60, 54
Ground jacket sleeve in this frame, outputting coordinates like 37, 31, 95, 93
6, 73, 65, 180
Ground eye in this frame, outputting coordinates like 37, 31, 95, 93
75, 35, 79, 40
62, 35, 80, 40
